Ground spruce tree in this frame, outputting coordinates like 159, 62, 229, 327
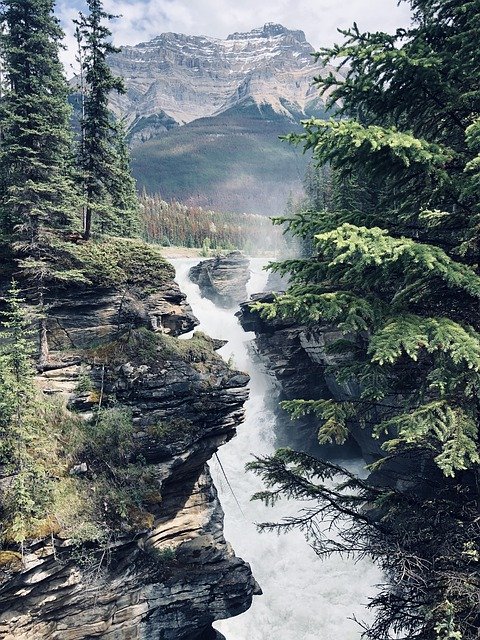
250, 1, 480, 637
110, 119, 139, 236
0, 282, 51, 550
75, 0, 137, 239
0, 0, 79, 251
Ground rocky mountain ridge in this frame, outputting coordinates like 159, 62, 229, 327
109, 23, 333, 138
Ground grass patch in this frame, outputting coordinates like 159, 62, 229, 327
86, 328, 222, 373
0, 550, 23, 570
48, 236, 174, 293
147, 418, 199, 445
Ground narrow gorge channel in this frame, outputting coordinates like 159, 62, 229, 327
172, 258, 382, 640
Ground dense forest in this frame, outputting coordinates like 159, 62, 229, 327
139, 192, 284, 254
250, 1, 480, 639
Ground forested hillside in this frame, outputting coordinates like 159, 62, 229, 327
130, 103, 311, 216
139, 192, 285, 253
249, 1, 480, 638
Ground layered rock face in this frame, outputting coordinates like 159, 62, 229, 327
189, 252, 250, 309
109, 23, 334, 131
238, 293, 381, 460
0, 263, 259, 639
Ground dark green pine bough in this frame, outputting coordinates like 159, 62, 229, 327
0, 0, 79, 254
249, 1, 480, 639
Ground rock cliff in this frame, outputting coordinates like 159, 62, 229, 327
108, 23, 334, 130
0, 242, 259, 639
189, 252, 250, 309
238, 293, 381, 460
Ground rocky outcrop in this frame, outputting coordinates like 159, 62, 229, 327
238, 293, 380, 460
44, 278, 198, 352
127, 111, 179, 145
189, 252, 250, 309
0, 259, 259, 639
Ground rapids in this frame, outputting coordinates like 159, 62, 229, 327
172, 258, 381, 640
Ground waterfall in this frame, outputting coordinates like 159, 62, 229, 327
172, 258, 381, 640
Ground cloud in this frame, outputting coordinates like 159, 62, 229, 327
58, 0, 412, 71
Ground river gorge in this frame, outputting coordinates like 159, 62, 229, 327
173, 258, 381, 640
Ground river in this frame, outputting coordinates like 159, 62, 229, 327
172, 258, 381, 640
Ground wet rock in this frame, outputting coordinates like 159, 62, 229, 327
237, 296, 375, 460
189, 252, 250, 309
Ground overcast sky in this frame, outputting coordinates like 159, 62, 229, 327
57, 0, 412, 72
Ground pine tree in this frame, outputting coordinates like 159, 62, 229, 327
110, 119, 139, 236
251, 1, 480, 637
75, 0, 138, 239
0, 0, 79, 252
0, 282, 52, 550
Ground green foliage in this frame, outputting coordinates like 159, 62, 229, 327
109, 119, 140, 237
201, 237, 212, 257
83, 406, 137, 465
374, 401, 479, 476
75, 0, 138, 238
0, 283, 53, 545
58, 237, 174, 291
249, 2, 480, 639
148, 546, 176, 564
281, 399, 356, 445
155, 331, 224, 373
369, 315, 480, 368
139, 192, 284, 254
0, 0, 79, 254
147, 419, 198, 445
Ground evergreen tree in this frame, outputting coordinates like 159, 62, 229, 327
110, 119, 139, 236
75, 0, 138, 238
0, 282, 52, 550
0, 0, 79, 251
250, 1, 480, 637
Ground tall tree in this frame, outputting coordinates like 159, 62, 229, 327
75, 0, 137, 239
250, 0, 480, 638
0, 0, 79, 251
110, 118, 139, 237
0, 282, 52, 551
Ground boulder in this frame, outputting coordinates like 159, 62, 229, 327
189, 252, 250, 308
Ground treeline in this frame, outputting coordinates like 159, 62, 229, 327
139, 192, 285, 254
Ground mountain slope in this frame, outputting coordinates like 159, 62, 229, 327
131, 101, 325, 216
109, 24, 333, 214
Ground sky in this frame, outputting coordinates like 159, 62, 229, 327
57, 0, 413, 72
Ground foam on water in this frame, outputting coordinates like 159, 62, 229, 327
172, 258, 381, 640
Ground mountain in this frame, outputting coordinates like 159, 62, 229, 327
108, 24, 335, 215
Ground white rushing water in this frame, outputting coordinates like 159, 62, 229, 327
172, 258, 381, 640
